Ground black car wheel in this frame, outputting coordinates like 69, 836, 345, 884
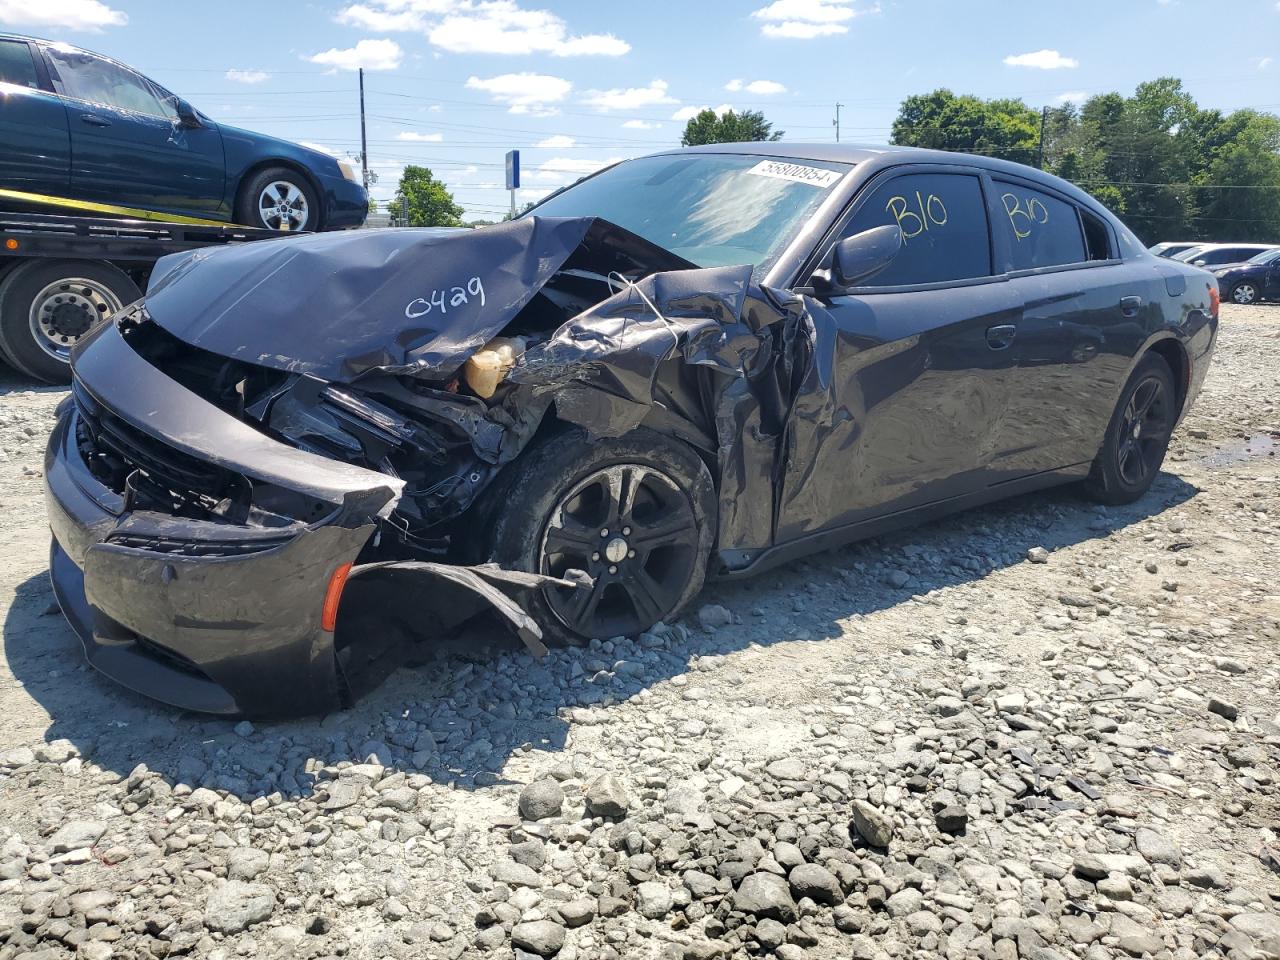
1083, 353, 1176, 505
1231, 282, 1259, 305
235, 167, 319, 231
0, 260, 140, 384
485, 427, 716, 645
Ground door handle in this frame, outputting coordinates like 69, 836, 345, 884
985, 324, 1016, 350
1120, 295, 1142, 317
79, 113, 111, 127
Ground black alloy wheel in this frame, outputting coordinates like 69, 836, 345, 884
483, 427, 716, 645
1083, 353, 1177, 505
1114, 374, 1173, 489
540, 463, 701, 639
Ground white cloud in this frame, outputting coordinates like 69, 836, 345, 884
225, 69, 269, 84
583, 80, 676, 112
336, 3, 428, 30
726, 78, 787, 95
529, 156, 622, 184
396, 131, 444, 141
307, 38, 403, 71
466, 72, 571, 115
1055, 90, 1088, 104
621, 119, 661, 129
0, 0, 126, 30
426, 0, 628, 56
751, 0, 876, 39
536, 134, 575, 148
1257, 56, 1273, 70
1004, 49, 1078, 69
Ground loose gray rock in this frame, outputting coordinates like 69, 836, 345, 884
46, 820, 106, 853
733, 872, 797, 922
697, 604, 733, 629
203, 880, 275, 934
765, 757, 807, 780
935, 804, 968, 833
850, 800, 894, 848
518, 778, 564, 821
510, 919, 565, 956
584, 774, 629, 818
635, 880, 672, 918
226, 846, 270, 882
1135, 827, 1181, 867
788, 863, 841, 905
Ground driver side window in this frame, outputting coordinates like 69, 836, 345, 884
45, 47, 167, 117
840, 171, 992, 287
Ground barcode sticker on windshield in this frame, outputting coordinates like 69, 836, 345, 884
746, 160, 842, 188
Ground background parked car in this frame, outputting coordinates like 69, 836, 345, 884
1171, 242, 1277, 268
1148, 241, 1202, 258
0, 34, 368, 231
1214, 248, 1280, 304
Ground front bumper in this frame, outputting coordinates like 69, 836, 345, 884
44, 323, 400, 717
319, 173, 369, 230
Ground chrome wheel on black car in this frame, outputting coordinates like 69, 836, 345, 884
1231, 282, 1258, 305
1084, 353, 1176, 505
485, 427, 716, 645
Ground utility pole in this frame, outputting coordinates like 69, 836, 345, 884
358, 67, 369, 190
1037, 105, 1048, 170
833, 102, 842, 143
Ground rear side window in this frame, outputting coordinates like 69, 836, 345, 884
45, 46, 167, 117
0, 39, 38, 89
994, 181, 1087, 271
1200, 247, 1257, 265
842, 172, 992, 286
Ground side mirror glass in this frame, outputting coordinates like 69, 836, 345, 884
175, 99, 201, 128
829, 224, 903, 288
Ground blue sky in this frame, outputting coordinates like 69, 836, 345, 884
2, 0, 1278, 220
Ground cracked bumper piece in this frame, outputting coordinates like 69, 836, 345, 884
44, 322, 578, 717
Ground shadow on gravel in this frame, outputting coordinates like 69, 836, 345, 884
0, 365, 64, 399
4, 470, 1199, 802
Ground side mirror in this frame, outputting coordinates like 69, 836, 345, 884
174, 99, 201, 128
829, 224, 903, 288
1192, 259, 1207, 266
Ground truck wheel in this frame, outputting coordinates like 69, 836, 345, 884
235, 167, 319, 231
0, 259, 140, 384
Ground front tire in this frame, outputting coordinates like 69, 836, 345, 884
1083, 353, 1176, 505
486, 427, 717, 645
0, 259, 140, 384
1230, 282, 1258, 305
235, 167, 319, 231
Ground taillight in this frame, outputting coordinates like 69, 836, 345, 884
1209, 284, 1220, 321
321, 562, 353, 632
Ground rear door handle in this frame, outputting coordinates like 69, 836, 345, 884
79, 113, 111, 127
986, 323, 1016, 350
1120, 295, 1142, 317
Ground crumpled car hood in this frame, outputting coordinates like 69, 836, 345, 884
143, 216, 691, 384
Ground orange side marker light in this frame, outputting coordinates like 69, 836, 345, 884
321, 561, 353, 632
3, 238, 17, 251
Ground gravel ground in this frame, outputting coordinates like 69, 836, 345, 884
0, 304, 1277, 960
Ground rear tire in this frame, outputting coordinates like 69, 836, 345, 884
1230, 281, 1258, 305
485, 427, 717, 646
1082, 353, 1176, 505
235, 167, 320, 231
0, 259, 140, 384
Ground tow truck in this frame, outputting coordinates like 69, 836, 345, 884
0, 209, 294, 384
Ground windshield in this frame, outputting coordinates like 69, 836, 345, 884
529, 153, 852, 278
1247, 248, 1280, 264
1170, 247, 1207, 261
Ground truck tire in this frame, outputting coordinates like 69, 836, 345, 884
235, 167, 320, 232
0, 259, 140, 384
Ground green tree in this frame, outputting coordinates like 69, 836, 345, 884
392, 165, 464, 227
890, 89, 1040, 165
680, 109, 783, 147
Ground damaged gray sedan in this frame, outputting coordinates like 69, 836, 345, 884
44, 144, 1218, 716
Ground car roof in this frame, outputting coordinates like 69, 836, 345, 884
1182, 242, 1276, 251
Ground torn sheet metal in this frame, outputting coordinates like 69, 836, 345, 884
144, 217, 691, 383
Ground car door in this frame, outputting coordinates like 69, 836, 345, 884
39, 44, 225, 216
1264, 254, 1280, 299
776, 166, 1023, 542
987, 175, 1155, 476
0, 37, 71, 193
